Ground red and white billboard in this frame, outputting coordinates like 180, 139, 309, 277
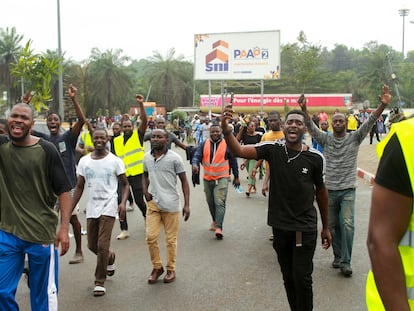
200, 94, 352, 108
194, 30, 280, 80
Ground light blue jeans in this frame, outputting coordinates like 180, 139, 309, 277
328, 188, 355, 268
203, 177, 230, 229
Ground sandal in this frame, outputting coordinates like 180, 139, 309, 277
93, 285, 106, 297
107, 264, 115, 276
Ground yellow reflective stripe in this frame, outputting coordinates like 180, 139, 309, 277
127, 160, 143, 168
125, 148, 143, 156
400, 229, 414, 248
408, 287, 414, 300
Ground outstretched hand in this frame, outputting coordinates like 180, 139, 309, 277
68, 84, 77, 98
379, 84, 392, 105
221, 105, 234, 132
136, 94, 144, 104
21, 92, 33, 104
297, 94, 307, 112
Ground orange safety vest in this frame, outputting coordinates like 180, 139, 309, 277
202, 139, 230, 181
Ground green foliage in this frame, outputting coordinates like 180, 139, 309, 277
3, 27, 414, 118
170, 109, 186, 121
10, 40, 61, 111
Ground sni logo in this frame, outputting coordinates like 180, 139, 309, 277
205, 40, 229, 73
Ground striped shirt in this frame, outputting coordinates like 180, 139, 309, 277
306, 115, 376, 190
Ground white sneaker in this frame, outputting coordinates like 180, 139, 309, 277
117, 230, 130, 240
126, 204, 135, 212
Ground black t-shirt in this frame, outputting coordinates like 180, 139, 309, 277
375, 134, 412, 197
240, 132, 262, 145
255, 141, 325, 231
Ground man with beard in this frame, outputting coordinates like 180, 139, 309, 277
0, 102, 72, 310
109, 122, 134, 214
143, 116, 187, 150
113, 94, 148, 240
221, 108, 331, 311
143, 128, 190, 284
191, 123, 240, 239
298, 85, 391, 278
33, 84, 86, 264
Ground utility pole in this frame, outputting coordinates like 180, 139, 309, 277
386, 52, 402, 109
57, 0, 64, 120
399, 8, 410, 60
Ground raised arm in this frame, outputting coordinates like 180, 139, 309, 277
67, 84, 86, 137
221, 106, 257, 159
371, 84, 392, 119
136, 94, 148, 135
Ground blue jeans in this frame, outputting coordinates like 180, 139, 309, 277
273, 228, 317, 311
328, 188, 355, 268
203, 178, 230, 229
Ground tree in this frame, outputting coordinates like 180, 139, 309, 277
10, 41, 61, 111
0, 26, 23, 108
144, 48, 192, 111
86, 48, 132, 117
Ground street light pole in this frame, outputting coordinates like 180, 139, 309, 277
57, 0, 64, 120
399, 8, 410, 60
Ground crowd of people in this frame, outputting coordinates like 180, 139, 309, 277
1, 83, 413, 310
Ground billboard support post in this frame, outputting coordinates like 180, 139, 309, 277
208, 80, 212, 120
260, 79, 264, 113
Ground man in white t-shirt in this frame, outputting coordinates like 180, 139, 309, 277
72, 127, 130, 297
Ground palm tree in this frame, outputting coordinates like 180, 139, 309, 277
0, 27, 23, 107
144, 48, 192, 111
87, 48, 132, 117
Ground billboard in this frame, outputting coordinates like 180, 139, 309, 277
200, 94, 352, 109
194, 30, 280, 80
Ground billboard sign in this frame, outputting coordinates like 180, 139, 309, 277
200, 94, 352, 108
194, 30, 280, 80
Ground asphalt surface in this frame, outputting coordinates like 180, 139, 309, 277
15, 137, 378, 311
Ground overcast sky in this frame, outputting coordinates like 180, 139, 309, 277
1, 0, 413, 62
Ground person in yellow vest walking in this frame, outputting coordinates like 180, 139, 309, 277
76, 119, 97, 156
366, 116, 414, 310
346, 110, 358, 132
113, 94, 148, 240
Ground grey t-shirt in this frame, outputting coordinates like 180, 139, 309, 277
306, 114, 376, 190
143, 150, 185, 212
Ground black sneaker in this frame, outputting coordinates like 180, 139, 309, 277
332, 259, 341, 269
340, 266, 352, 277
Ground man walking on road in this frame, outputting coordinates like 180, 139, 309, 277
221, 107, 331, 311
298, 84, 391, 277
0, 102, 72, 310
72, 127, 129, 297
143, 128, 190, 284
33, 84, 87, 265
191, 123, 240, 239
113, 94, 148, 240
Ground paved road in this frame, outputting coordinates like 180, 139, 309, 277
15, 142, 373, 311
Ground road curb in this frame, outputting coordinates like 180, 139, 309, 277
357, 168, 375, 185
